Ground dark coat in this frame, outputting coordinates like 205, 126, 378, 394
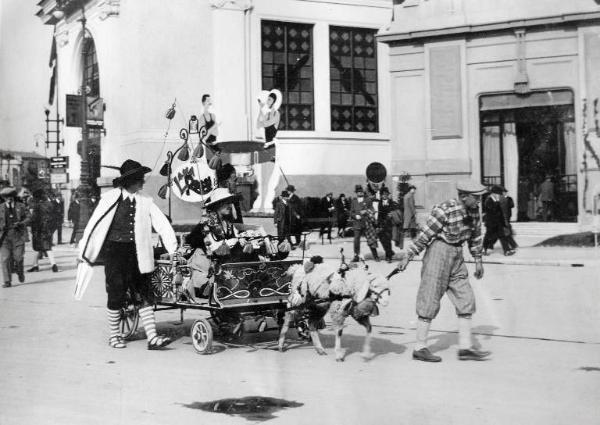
0, 201, 31, 246
287, 193, 303, 234
68, 200, 80, 223
335, 197, 350, 223
31, 197, 56, 251
273, 197, 290, 237
403, 190, 417, 230
377, 199, 400, 229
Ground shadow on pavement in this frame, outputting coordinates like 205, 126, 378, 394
427, 324, 499, 354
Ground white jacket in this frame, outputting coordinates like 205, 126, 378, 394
78, 188, 177, 273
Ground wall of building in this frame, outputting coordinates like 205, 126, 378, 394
383, 0, 600, 224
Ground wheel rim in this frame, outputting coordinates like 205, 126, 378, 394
192, 320, 212, 353
120, 306, 139, 339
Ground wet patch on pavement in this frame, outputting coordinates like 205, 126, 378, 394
578, 366, 600, 372
182, 396, 303, 422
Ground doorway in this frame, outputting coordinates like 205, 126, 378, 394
480, 90, 577, 222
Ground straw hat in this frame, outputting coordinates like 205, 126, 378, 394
203, 188, 236, 209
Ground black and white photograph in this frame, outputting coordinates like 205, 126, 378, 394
1, 0, 599, 423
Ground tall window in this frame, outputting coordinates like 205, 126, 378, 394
82, 37, 101, 179
261, 20, 314, 131
83, 38, 99, 97
330, 26, 378, 132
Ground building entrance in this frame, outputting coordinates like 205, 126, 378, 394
480, 90, 577, 222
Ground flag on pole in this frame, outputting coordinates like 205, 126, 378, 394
48, 36, 57, 106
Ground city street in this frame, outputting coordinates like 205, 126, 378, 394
1, 236, 599, 425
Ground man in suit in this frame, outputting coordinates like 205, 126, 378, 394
377, 187, 400, 262
319, 192, 336, 241
286, 185, 303, 247
0, 187, 31, 287
403, 185, 418, 240
350, 185, 379, 262
68, 191, 81, 246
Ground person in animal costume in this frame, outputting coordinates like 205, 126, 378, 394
77, 159, 177, 349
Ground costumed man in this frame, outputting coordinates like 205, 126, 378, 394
319, 192, 336, 241
377, 187, 399, 263
257, 90, 281, 149
198, 94, 219, 147
286, 185, 303, 247
350, 185, 379, 262
0, 187, 30, 287
396, 179, 491, 362
77, 160, 177, 350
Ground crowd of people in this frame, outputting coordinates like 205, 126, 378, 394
272, 182, 420, 263
0, 182, 96, 287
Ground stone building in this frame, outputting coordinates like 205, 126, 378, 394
379, 0, 600, 224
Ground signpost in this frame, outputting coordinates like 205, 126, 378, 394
50, 155, 69, 185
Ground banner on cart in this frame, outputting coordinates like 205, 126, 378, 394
171, 160, 216, 203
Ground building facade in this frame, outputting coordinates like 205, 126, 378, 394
379, 0, 600, 224
36, 0, 393, 221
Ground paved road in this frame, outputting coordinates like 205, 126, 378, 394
0, 243, 599, 425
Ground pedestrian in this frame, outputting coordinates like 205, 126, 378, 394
539, 175, 555, 222
482, 185, 514, 256
286, 184, 303, 247
335, 193, 350, 238
350, 185, 379, 262
274, 190, 290, 243
0, 187, 30, 287
377, 187, 400, 262
51, 191, 65, 245
500, 187, 518, 251
403, 185, 418, 240
216, 163, 243, 223
319, 192, 336, 241
77, 159, 177, 349
28, 186, 60, 273
396, 179, 491, 362
68, 191, 81, 246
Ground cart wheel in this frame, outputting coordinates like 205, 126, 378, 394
191, 318, 213, 354
120, 305, 139, 339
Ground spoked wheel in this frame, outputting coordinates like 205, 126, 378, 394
119, 305, 139, 340
191, 318, 214, 354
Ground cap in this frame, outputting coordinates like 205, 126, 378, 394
456, 179, 487, 195
0, 187, 17, 197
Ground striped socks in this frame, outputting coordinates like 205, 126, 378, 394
107, 309, 121, 339
139, 306, 157, 341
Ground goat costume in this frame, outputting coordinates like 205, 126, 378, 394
77, 160, 177, 349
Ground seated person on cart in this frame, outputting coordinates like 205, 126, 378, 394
184, 188, 290, 299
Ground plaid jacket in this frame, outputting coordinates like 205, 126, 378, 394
406, 199, 483, 259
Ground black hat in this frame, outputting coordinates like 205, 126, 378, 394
216, 163, 236, 182
286, 184, 296, 192
113, 159, 151, 187
491, 185, 504, 195
355, 185, 364, 193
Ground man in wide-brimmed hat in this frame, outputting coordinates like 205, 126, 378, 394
396, 179, 491, 363
77, 159, 177, 350
0, 187, 30, 287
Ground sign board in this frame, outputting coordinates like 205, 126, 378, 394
50, 156, 69, 169
171, 159, 216, 203
50, 173, 69, 184
66, 95, 104, 127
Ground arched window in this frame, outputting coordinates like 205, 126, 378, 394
82, 37, 99, 96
